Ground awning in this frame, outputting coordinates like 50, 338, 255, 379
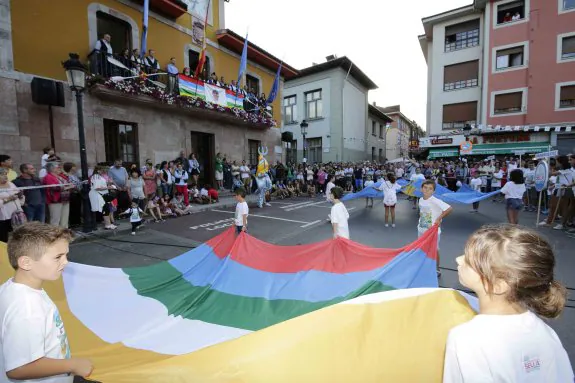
428, 147, 459, 159
465, 142, 551, 156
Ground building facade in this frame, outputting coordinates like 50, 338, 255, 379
280, 56, 379, 163
367, 103, 393, 163
377, 105, 416, 161
419, 0, 575, 157
0, 0, 298, 179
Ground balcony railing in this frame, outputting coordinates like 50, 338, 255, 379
442, 120, 476, 130
444, 78, 478, 91
560, 99, 575, 108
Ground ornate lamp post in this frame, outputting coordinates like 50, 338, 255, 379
62, 53, 93, 233
300, 119, 308, 162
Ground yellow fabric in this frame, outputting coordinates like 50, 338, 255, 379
1, 244, 476, 383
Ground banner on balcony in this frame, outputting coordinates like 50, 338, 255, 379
178, 74, 244, 109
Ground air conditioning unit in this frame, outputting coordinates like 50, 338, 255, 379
325, 54, 337, 61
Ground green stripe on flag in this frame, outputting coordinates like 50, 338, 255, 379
124, 262, 394, 331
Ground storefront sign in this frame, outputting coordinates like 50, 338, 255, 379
534, 161, 548, 192
460, 141, 473, 155
535, 150, 558, 160
431, 138, 453, 145
482, 133, 530, 143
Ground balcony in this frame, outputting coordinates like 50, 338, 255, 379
131, 0, 188, 19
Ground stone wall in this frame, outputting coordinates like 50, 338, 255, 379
0, 75, 281, 171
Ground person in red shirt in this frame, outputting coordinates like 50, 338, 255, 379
43, 162, 71, 228
207, 184, 219, 203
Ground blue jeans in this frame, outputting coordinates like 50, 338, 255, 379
355, 179, 363, 190
23, 204, 45, 223
161, 183, 173, 197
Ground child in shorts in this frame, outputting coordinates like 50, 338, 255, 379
234, 188, 249, 234
120, 201, 146, 235
0, 222, 93, 381
500, 169, 526, 224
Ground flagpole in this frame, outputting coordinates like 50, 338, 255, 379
235, 28, 249, 109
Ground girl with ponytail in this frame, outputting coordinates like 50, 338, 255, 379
443, 224, 573, 382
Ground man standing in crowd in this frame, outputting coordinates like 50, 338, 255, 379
166, 57, 179, 94
108, 160, 130, 213
13, 163, 45, 223
0, 155, 17, 182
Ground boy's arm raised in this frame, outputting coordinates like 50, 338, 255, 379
7, 357, 93, 380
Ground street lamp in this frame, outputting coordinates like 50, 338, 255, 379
300, 119, 308, 161
62, 53, 93, 233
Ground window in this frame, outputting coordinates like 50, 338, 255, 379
444, 60, 479, 91
379, 148, 383, 162
372, 121, 376, 136
444, 19, 480, 52
496, 1, 525, 25
563, 0, 575, 11
560, 36, 575, 60
496, 46, 524, 70
246, 74, 260, 95
305, 90, 323, 119
283, 96, 297, 124
442, 102, 477, 130
379, 124, 383, 138
188, 50, 210, 77
248, 139, 261, 166
104, 120, 138, 165
371, 147, 376, 161
559, 85, 575, 108
286, 140, 297, 165
307, 137, 322, 164
97, 11, 132, 53
494, 92, 523, 114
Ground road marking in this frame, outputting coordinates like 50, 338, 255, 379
279, 200, 316, 209
272, 201, 297, 205
285, 201, 329, 212
300, 220, 321, 228
210, 209, 310, 225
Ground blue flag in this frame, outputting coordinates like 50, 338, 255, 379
266, 62, 282, 104
140, 0, 149, 57
237, 34, 248, 87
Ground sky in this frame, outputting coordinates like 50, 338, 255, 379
225, 0, 472, 132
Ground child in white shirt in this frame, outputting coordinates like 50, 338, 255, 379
376, 173, 401, 227
330, 186, 350, 239
469, 173, 483, 213
500, 169, 526, 224
364, 176, 375, 208
234, 188, 249, 234
0, 223, 93, 381
445, 225, 573, 383
121, 201, 146, 235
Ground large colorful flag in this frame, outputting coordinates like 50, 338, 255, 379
266, 62, 282, 104
194, 0, 210, 78
0, 227, 479, 382
204, 82, 227, 107
140, 0, 149, 57
179, 74, 245, 109
237, 33, 248, 88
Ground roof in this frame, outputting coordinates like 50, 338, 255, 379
287, 56, 378, 90
368, 104, 393, 122
420, 4, 478, 39
215, 29, 299, 79
376, 105, 417, 128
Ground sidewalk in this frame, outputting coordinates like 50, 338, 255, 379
73, 194, 258, 240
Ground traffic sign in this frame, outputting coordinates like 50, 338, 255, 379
534, 160, 548, 192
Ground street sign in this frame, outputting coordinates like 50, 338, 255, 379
535, 150, 558, 159
513, 150, 527, 155
460, 141, 473, 155
534, 160, 548, 192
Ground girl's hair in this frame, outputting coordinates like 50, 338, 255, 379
509, 169, 524, 184
130, 168, 142, 177
556, 155, 571, 171
464, 224, 566, 319
330, 186, 344, 200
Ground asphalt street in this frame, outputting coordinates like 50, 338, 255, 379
69, 193, 575, 365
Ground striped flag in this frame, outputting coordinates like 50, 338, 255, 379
237, 33, 248, 88
194, 0, 210, 78
140, 0, 149, 57
266, 62, 282, 104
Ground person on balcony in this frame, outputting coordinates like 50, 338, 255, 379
166, 57, 179, 94
144, 49, 160, 74
130, 49, 143, 67
94, 33, 113, 76
182, 67, 191, 77
218, 76, 227, 88
503, 12, 512, 22
206, 72, 218, 85
229, 79, 238, 93
511, 11, 521, 21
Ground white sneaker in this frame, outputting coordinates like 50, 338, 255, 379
265, 203, 271, 207
553, 224, 565, 230
392, 224, 396, 228
537, 221, 549, 226
131, 232, 136, 235
385, 224, 389, 227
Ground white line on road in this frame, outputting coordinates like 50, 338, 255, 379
271, 201, 296, 205
210, 209, 310, 225
285, 201, 329, 212
300, 220, 321, 228
279, 200, 317, 209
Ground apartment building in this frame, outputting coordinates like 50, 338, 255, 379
419, 0, 575, 157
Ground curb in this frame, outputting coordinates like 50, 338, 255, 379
74, 195, 258, 240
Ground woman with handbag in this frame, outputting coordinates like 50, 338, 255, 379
0, 168, 25, 242
89, 165, 117, 230
43, 162, 71, 228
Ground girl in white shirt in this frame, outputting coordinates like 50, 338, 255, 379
376, 173, 401, 227
444, 224, 573, 383
491, 166, 504, 203
330, 186, 350, 239
500, 169, 526, 224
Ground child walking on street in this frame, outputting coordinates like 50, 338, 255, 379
377, 173, 401, 227
364, 175, 375, 208
234, 188, 249, 234
444, 224, 573, 383
121, 201, 146, 235
330, 186, 350, 239
0, 222, 93, 381
418, 180, 453, 277
500, 169, 526, 224
470, 173, 482, 213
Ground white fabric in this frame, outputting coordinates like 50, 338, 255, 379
418, 196, 451, 235
444, 311, 574, 383
240, 166, 250, 179
0, 183, 22, 221
507, 163, 518, 174
88, 175, 107, 213
470, 178, 482, 192
379, 181, 401, 206
174, 169, 188, 186
410, 173, 425, 182
200, 188, 208, 197
492, 170, 503, 188
0, 279, 72, 383
330, 202, 350, 239
325, 181, 335, 202
204, 83, 227, 107
524, 168, 536, 189
62, 263, 250, 355
234, 201, 249, 227
501, 181, 526, 199
395, 168, 404, 178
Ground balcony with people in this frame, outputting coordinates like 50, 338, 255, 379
85, 32, 281, 128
